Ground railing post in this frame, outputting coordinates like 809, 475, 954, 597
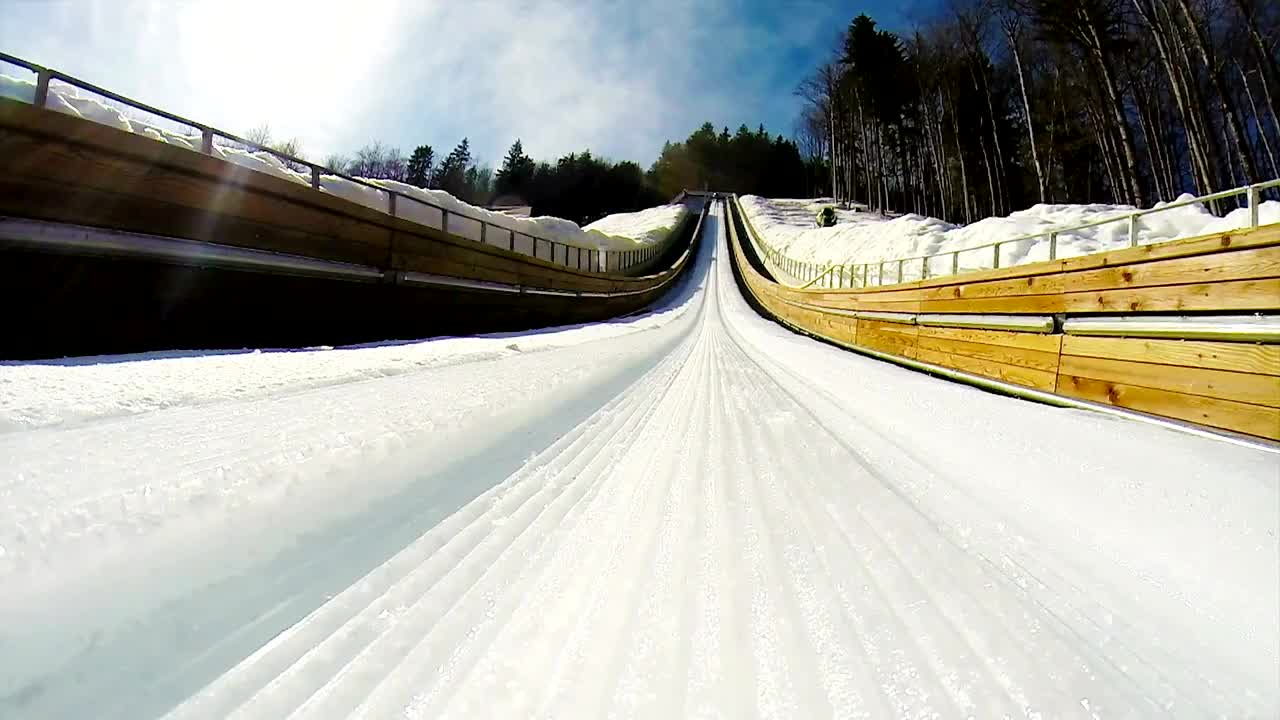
33, 67, 51, 108
1129, 213, 1140, 247
441, 209, 450, 235
951, 251, 959, 275
1049, 232, 1058, 260
480, 221, 487, 245
862, 263, 869, 288
1248, 184, 1261, 229
510, 230, 516, 252
921, 256, 929, 280
878, 261, 884, 286
993, 243, 1001, 269
310, 165, 321, 189
897, 258, 905, 284
200, 127, 214, 155
387, 192, 396, 217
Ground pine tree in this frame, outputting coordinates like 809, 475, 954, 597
495, 139, 537, 196
406, 145, 434, 188
433, 138, 472, 197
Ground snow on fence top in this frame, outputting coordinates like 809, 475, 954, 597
0, 61, 684, 261
741, 183, 1280, 287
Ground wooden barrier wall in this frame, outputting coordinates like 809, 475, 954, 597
0, 99, 700, 357
726, 197, 1280, 441
0, 98, 682, 295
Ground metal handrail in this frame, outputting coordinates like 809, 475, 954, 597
0, 50, 680, 276
737, 179, 1280, 290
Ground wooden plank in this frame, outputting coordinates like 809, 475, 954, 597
1057, 374, 1280, 440
916, 335, 1061, 372
1062, 278, 1280, 313
858, 319, 919, 340
915, 347, 1058, 391
860, 334, 917, 359
918, 293, 1065, 314
809, 286, 930, 304
0, 178, 392, 267
857, 322, 918, 357
1061, 335, 1280, 376
916, 325, 1064, 353
1059, 354, 1280, 407
1058, 224, 1280, 273
0, 130, 397, 245
1061, 245, 1280, 293
917, 273, 1064, 301
912, 260, 1067, 289
824, 317, 858, 345
854, 222, 1280, 294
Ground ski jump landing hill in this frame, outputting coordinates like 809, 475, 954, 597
725, 195, 1280, 442
0, 53, 702, 359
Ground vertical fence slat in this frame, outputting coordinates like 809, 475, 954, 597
33, 68, 51, 108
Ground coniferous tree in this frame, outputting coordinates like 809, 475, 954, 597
434, 138, 472, 197
406, 145, 434, 188
495, 139, 537, 196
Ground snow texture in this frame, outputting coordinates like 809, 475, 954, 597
742, 194, 1280, 281
0, 295, 695, 433
1, 202, 1276, 719
0, 74, 683, 254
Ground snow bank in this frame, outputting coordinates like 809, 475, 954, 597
584, 204, 688, 248
742, 194, 1280, 280
0, 73, 683, 253
0, 73, 36, 103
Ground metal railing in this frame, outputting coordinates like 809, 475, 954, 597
740, 179, 1280, 290
0, 51, 678, 276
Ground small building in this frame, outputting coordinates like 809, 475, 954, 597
487, 194, 532, 218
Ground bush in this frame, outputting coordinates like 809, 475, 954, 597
815, 206, 837, 227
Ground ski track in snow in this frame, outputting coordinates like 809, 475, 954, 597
2, 203, 1277, 719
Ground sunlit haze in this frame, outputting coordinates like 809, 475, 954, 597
0, 0, 914, 166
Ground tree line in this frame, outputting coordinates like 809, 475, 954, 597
246, 123, 815, 224
794, 0, 1279, 223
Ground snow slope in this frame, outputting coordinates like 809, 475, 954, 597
742, 193, 1280, 279
1, 203, 1276, 719
0, 73, 681, 253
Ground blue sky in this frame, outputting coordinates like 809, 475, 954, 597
0, 0, 923, 168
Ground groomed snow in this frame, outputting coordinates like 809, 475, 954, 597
742, 193, 1280, 282
1, 203, 1275, 719
0, 73, 684, 254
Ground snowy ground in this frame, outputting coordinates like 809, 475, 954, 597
741, 193, 1280, 282
0, 72, 683, 254
1, 203, 1277, 719
0, 294, 694, 433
